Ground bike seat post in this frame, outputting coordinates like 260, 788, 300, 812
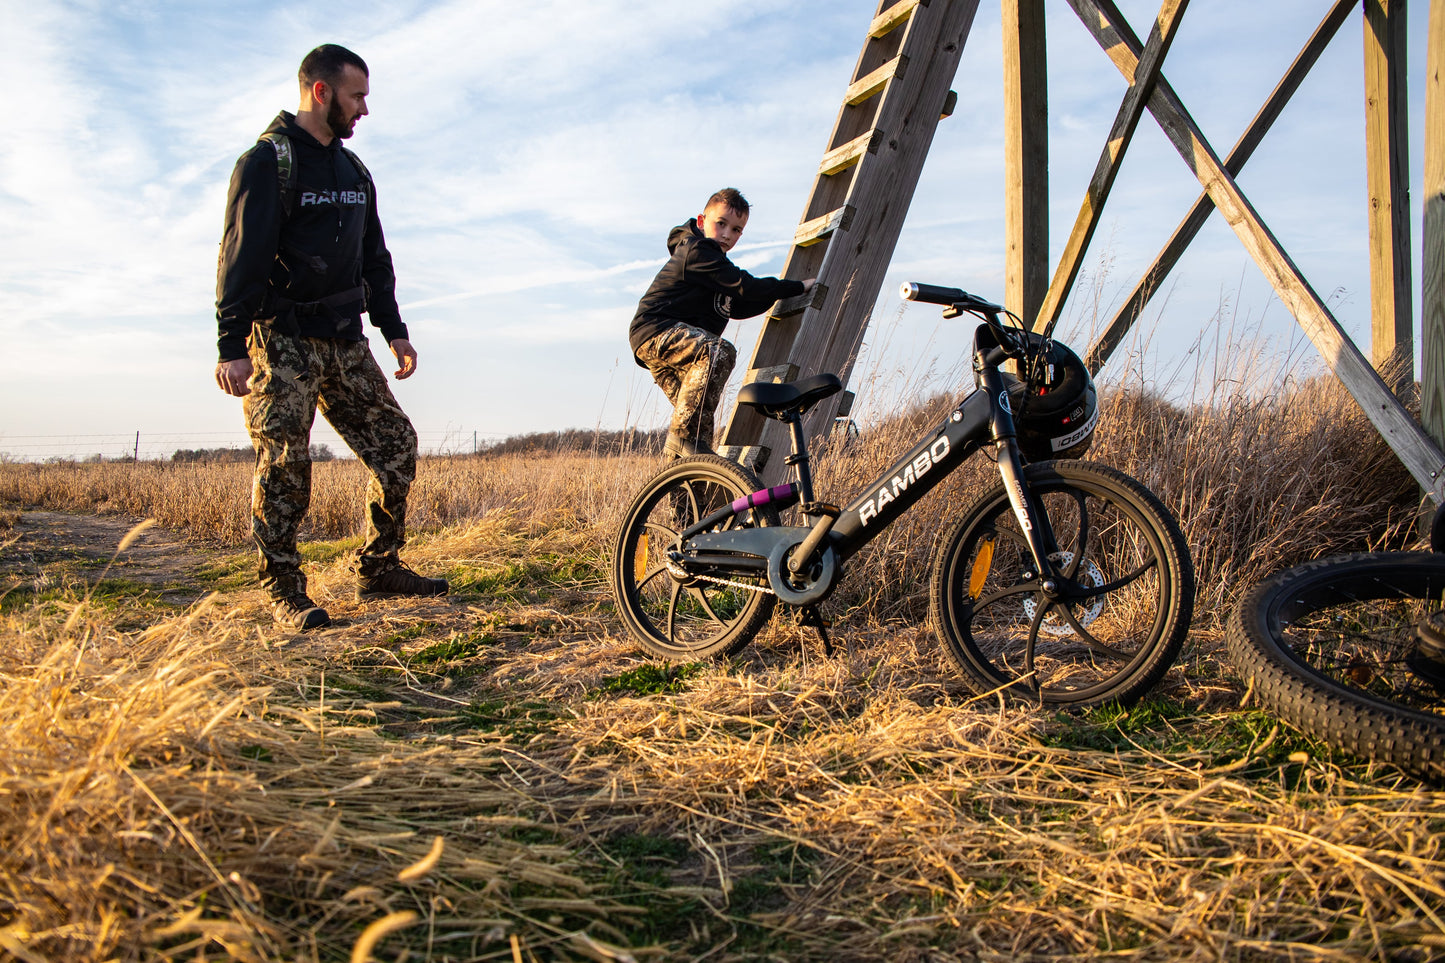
783, 413, 817, 509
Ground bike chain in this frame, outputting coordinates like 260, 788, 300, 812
668, 554, 776, 595
686, 571, 776, 595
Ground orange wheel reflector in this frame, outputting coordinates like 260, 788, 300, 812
968, 537, 995, 599
635, 534, 649, 582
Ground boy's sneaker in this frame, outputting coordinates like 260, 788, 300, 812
664, 433, 714, 459
357, 563, 448, 600
272, 594, 331, 631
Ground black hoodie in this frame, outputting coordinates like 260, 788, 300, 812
214, 111, 407, 362
628, 218, 805, 364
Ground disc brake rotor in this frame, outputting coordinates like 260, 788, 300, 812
1023, 551, 1105, 637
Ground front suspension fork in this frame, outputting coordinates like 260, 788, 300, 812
994, 443, 1061, 586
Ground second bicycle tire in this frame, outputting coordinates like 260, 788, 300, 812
1227, 552, 1445, 780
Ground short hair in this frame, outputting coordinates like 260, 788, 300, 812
298, 44, 368, 89
705, 188, 750, 217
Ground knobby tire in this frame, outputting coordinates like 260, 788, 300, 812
1226, 552, 1445, 780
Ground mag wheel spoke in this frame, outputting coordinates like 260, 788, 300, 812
1276, 597, 1443, 709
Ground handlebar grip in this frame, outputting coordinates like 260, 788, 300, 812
900, 281, 969, 305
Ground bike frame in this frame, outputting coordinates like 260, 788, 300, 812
682, 322, 1065, 588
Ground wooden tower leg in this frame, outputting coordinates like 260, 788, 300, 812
1422, 0, 1445, 457
1003, 0, 1048, 326
1364, 0, 1415, 389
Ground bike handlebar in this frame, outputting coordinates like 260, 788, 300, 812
900, 281, 968, 305
899, 281, 1003, 315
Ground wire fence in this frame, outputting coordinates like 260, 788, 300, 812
0, 428, 512, 463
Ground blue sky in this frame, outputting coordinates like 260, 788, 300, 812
0, 0, 1435, 459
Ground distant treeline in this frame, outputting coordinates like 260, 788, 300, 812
479, 428, 666, 458
170, 444, 334, 463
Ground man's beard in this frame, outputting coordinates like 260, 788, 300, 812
326, 99, 356, 140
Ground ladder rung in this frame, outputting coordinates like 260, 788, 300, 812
794, 205, 854, 247
771, 282, 828, 320
745, 363, 800, 385
846, 54, 908, 105
819, 129, 883, 176
716, 445, 770, 473
869, 0, 926, 39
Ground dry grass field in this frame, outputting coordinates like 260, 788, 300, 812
2, 372, 1443, 962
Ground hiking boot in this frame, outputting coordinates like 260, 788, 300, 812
356, 563, 449, 600
664, 432, 715, 459
272, 593, 331, 631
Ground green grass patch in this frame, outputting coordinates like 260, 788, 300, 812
1041, 696, 1191, 752
298, 536, 363, 565
408, 629, 494, 666
449, 560, 535, 602
195, 554, 254, 593
595, 662, 706, 698
448, 552, 605, 603
381, 621, 438, 647
455, 697, 562, 737
535, 552, 605, 586
0, 578, 172, 620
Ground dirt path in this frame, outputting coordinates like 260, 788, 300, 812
1, 510, 232, 605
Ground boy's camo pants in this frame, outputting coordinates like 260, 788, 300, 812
635, 323, 737, 446
243, 326, 418, 599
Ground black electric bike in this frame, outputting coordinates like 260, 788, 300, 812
612, 283, 1195, 707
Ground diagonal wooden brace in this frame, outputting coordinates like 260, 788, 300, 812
1066, 0, 1445, 502
1034, 0, 1189, 338
1083, 0, 1357, 374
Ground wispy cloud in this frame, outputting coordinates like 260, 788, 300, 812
0, 0, 1432, 452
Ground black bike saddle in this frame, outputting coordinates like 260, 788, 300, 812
737, 373, 843, 419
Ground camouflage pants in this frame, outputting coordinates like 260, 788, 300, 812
243, 327, 418, 598
635, 323, 736, 446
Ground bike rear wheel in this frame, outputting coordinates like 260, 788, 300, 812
1226, 552, 1445, 779
930, 461, 1194, 706
612, 455, 778, 660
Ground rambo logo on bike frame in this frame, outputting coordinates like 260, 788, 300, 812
831, 388, 995, 547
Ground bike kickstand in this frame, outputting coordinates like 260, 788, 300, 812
798, 606, 834, 658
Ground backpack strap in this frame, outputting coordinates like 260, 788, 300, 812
258, 132, 297, 217
340, 146, 371, 184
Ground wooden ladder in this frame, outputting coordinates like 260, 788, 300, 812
718, 0, 983, 476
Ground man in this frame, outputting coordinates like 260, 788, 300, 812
214, 43, 446, 631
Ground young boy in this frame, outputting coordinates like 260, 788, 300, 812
629, 188, 816, 458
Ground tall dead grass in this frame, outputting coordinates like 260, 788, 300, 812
0, 452, 658, 549
0, 358, 1422, 629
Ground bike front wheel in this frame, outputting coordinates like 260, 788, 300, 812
1226, 552, 1445, 779
612, 455, 779, 661
930, 461, 1194, 706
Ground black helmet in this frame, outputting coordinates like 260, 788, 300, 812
999, 334, 1098, 461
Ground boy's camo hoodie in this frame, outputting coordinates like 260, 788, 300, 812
215, 111, 407, 363
629, 218, 805, 364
